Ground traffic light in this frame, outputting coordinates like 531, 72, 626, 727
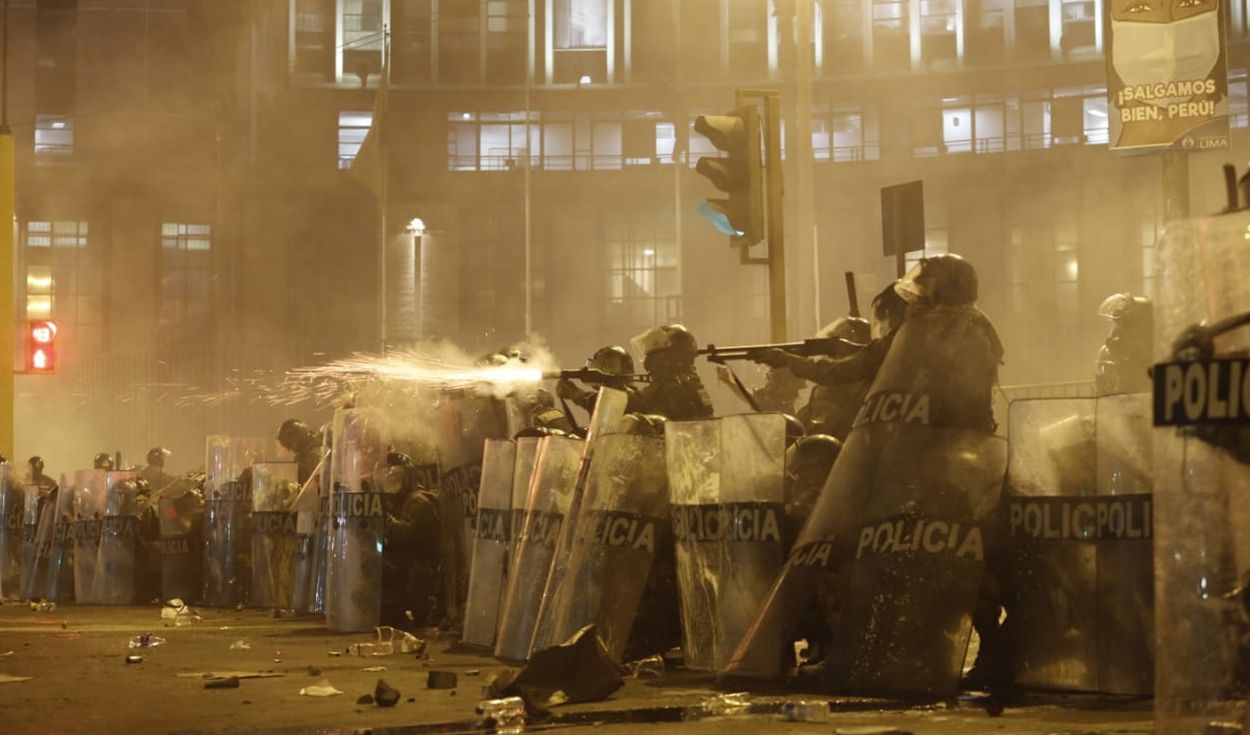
26, 320, 57, 373
693, 106, 764, 248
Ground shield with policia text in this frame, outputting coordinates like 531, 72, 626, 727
72, 470, 107, 604
510, 436, 542, 571
436, 393, 510, 629
20, 484, 44, 600
44, 475, 79, 602
156, 477, 205, 604
668, 412, 788, 675
493, 434, 583, 662
726, 309, 1008, 697
203, 436, 275, 607
1149, 209, 1250, 733
0, 466, 23, 601
92, 471, 141, 605
326, 408, 386, 632
461, 439, 516, 650
542, 429, 670, 663
251, 462, 299, 609
529, 386, 631, 655
27, 489, 57, 602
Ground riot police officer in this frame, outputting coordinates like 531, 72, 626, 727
138, 447, 175, 492
556, 345, 640, 415
93, 452, 115, 471
278, 419, 323, 486
27, 456, 57, 498
1095, 293, 1153, 396
376, 451, 442, 626
632, 324, 714, 420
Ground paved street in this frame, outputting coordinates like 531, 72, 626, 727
0, 604, 1155, 735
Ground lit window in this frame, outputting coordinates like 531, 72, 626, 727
338, 111, 373, 169
34, 115, 73, 156
159, 223, 213, 332
22, 220, 100, 355
604, 214, 680, 334
1231, 74, 1248, 129
25, 265, 53, 320
555, 0, 608, 49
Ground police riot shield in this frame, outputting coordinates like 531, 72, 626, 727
726, 310, 1008, 697
92, 471, 141, 605
72, 471, 107, 604
44, 475, 78, 602
1094, 393, 1154, 696
1151, 212, 1250, 733
203, 436, 274, 607
543, 431, 670, 663
251, 462, 298, 609
20, 484, 43, 600
326, 409, 385, 632
668, 413, 787, 675
0, 467, 23, 600
529, 387, 631, 655
462, 439, 516, 650
156, 477, 205, 603
509, 436, 542, 568
303, 431, 334, 615
436, 394, 509, 629
1004, 398, 1100, 692
493, 434, 583, 662
288, 482, 320, 613
27, 489, 57, 602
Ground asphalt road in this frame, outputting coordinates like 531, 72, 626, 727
0, 603, 1158, 735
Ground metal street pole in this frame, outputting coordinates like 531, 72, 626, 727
0, 0, 15, 460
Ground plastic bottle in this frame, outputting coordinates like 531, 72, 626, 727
477, 696, 526, 734
780, 699, 829, 722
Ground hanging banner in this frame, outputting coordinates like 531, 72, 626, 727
1107, 0, 1229, 152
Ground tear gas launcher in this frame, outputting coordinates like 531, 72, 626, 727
700, 337, 866, 363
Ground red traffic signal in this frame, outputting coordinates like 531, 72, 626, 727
27, 320, 57, 373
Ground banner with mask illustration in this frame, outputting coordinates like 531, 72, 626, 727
1106, 0, 1229, 152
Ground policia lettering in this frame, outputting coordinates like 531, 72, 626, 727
855, 514, 984, 562
1009, 495, 1152, 540
671, 503, 784, 544
575, 510, 667, 553
332, 492, 384, 520
517, 510, 563, 546
853, 392, 931, 429
443, 464, 483, 528
1154, 357, 1250, 426
475, 508, 510, 543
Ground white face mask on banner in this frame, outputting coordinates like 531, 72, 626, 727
1112, 10, 1220, 106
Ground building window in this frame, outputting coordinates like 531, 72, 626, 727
604, 214, 680, 333
872, 0, 910, 70
159, 223, 212, 332
823, 0, 864, 74
553, 0, 609, 83
22, 220, 100, 355
392, 0, 433, 84
486, 0, 528, 84
920, 0, 958, 67
342, 0, 384, 84
1060, 0, 1096, 58
1014, 0, 1050, 61
727, 0, 767, 78
814, 104, 881, 162
1231, 72, 1248, 129
293, 0, 334, 79
440, 0, 482, 84
34, 115, 73, 156
966, 0, 1005, 64
338, 110, 373, 169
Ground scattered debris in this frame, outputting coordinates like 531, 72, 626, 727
125, 655, 144, 665
363, 666, 387, 672
406, 697, 415, 703
204, 677, 240, 690
0, 651, 13, 656
0, 674, 33, 684
128, 634, 166, 649
699, 692, 751, 716
780, 699, 829, 722
374, 679, 401, 707
491, 625, 622, 709
229, 640, 251, 651
356, 694, 375, 705
307, 666, 321, 676
477, 696, 526, 734
465, 669, 481, 677
300, 678, 344, 697
160, 599, 199, 627
427, 671, 457, 689
834, 728, 913, 735
328, 651, 342, 657
621, 654, 664, 679
176, 671, 284, 680
28, 600, 55, 612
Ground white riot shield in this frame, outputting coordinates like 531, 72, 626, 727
1152, 212, 1250, 733
92, 471, 141, 605
288, 485, 320, 613
326, 409, 385, 632
251, 462, 299, 609
509, 437, 542, 568
543, 431, 670, 663
462, 439, 516, 650
436, 394, 510, 628
668, 413, 787, 675
156, 478, 205, 603
19, 484, 42, 600
0, 467, 23, 600
27, 491, 56, 602
529, 387, 630, 654
45, 477, 78, 602
202, 436, 275, 607
493, 435, 583, 662
72, 471, 107, 604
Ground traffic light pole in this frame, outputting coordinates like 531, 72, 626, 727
0, 0, 14, 460
736, 90, 786, 342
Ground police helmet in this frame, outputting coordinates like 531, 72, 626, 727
786, 434, 843, 470
782, 414, 806, 446
634, 324, 698, 360
94, 452, 115, 471
1098, 293, 1152, 323
147, 446, 171, 468
277, 419, 311, 450
587, 345, 635, 377
896, 254, 979, 307
28, 456, 43, 473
